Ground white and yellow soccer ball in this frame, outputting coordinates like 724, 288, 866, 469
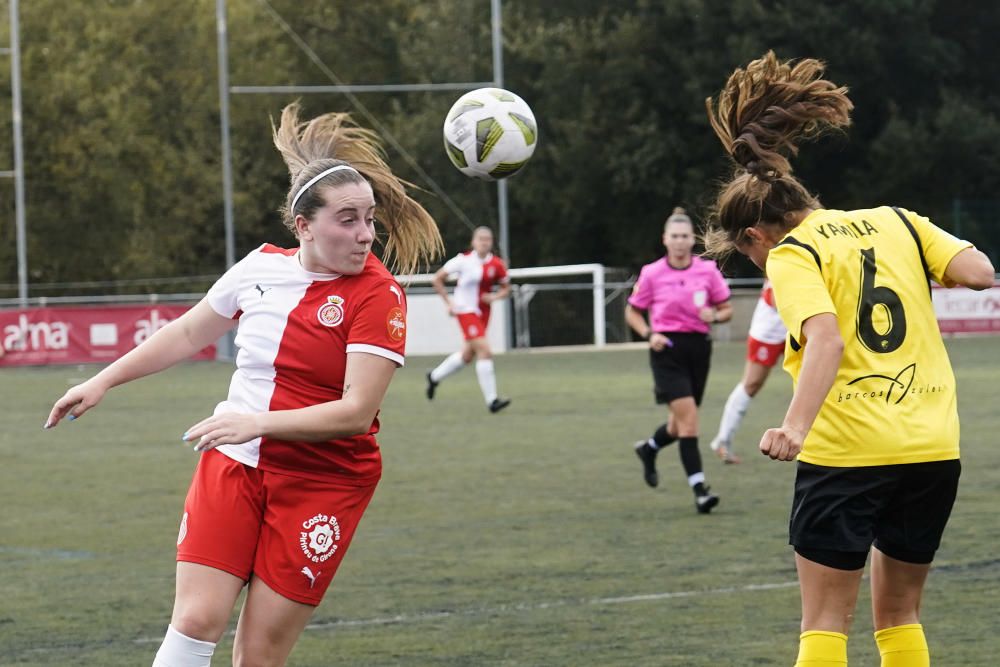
443, 87, 538, 180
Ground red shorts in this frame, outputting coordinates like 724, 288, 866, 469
176, 450, 378, 606
747, 336, 784, 367
457, 311, 489, 340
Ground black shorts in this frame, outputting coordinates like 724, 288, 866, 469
648, 332, 712, 405
789, 459, 961, 569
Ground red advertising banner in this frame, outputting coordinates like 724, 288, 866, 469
932, 282, 1000, 334
0, 305, 216, 367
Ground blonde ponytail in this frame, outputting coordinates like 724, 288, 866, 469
272, 102, 443, 275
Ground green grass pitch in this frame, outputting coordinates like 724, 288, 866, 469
2, 338, 998, 665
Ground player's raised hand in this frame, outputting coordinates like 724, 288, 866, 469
182, 412, 262, 452
44, 379, 110, 429
759, 425, 804, 461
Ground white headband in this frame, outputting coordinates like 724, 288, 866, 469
290, 164, 360, 213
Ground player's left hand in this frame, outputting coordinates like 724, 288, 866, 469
182, 412, 262, 452
759, 425, 804, 461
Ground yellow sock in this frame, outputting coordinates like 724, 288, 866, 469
874, 624, 929, 667
795, 630, 848, 666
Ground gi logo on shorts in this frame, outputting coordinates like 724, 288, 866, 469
317, 296, 345, 327
300, 513, 342, 563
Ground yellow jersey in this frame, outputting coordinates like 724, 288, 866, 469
766, 206, 972, 467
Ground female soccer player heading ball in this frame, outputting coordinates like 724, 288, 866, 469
704, 51, 995, 667
46, 103, 442, 666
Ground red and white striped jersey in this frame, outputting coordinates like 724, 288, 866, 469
441, 251, 509, 316
205, 244, 406, 484
748, 280, 787, 344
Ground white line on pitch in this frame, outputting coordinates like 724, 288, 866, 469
133, 579, 799, 644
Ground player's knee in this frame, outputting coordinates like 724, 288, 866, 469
233, 649, 284, 667
233, 648, 280, 667
233, 631, 294, 667
674, 418, 699, 437
800, 608, 857, 636
169, 612, 226, 644
744, 378, 764, 395
872, 592, 921, 627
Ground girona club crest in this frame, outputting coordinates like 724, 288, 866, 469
317, 296, 345, 327
299, 512, 342, 563
386, 307, 406, 342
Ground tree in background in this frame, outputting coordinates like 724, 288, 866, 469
0, 0, 997, 293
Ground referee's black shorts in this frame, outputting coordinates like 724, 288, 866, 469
789, 459, 961, 570
648, 331, 712, 405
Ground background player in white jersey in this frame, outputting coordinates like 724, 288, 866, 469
425, 226, 512, 413
709, 279, 787, 463
45, 103, 442, 667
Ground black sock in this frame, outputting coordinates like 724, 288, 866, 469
651, 423, 677, 449
678, 436, 704, 486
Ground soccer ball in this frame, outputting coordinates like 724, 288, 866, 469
443, 87, 538, 180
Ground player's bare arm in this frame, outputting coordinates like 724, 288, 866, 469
699, 299, 733, 324
483, 281, 512, 305
760, 313, 843, 461
431, 266, 455, 314
943, 247, 995, 290
45, 300, 236, 429
183, 352, 397, 451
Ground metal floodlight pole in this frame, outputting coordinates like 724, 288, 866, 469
231, 82, 494, 94
490, 0, 509, 265
216, 0, 235, 271
10, 0, 28, 306
215, 0, 236, 360
217, 0, 507, 266
490, 0, 513, 351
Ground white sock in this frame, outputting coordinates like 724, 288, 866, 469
687, 471, 706, 488
430, 351, 466, 383
152, 625, 216, 667
716, 383, 753, 445
475, 358, 498, 404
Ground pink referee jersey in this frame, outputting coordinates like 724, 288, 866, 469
628, 256, 730, 334
441, 251, 509, 317
205, 244, 406, 485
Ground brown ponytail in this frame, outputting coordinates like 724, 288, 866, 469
703, 51, 853, 259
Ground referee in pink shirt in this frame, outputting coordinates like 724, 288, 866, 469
626, 207, 733, 513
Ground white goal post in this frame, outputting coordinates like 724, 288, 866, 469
400, 263, 608, 356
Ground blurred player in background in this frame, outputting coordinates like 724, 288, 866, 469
705, 51, 996, 667
709, 279, 787, 464
628, 207, 733, 514
46, 103, 442, 667
425, 226, 512, 413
